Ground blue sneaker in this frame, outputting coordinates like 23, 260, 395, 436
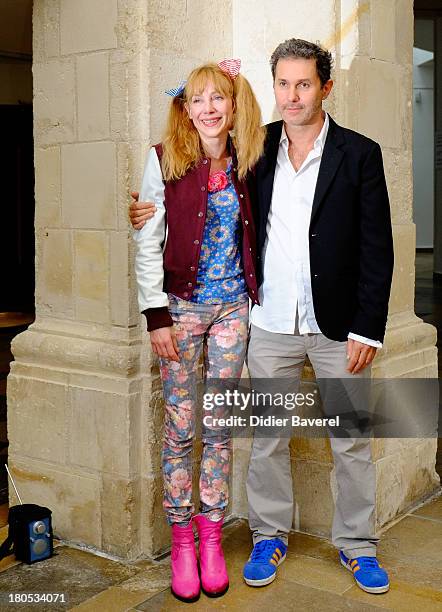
340, 551, 389, 594
243, 538, 287, 586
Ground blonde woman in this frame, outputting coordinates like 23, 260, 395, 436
133, 60, 265, 602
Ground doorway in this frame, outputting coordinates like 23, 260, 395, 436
414, 2, 442, 478
0, 0, 34, 504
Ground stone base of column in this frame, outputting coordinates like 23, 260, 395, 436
7, 316, 153, 559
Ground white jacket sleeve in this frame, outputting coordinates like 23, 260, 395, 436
133, 147, 168, 312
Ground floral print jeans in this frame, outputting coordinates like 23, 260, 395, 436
159, 294, 249, 525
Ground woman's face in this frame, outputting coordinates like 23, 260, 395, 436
186, 81, 234, 143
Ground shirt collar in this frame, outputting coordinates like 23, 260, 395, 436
280, 112, 329, 154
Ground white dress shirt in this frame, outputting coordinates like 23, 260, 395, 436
250, 114, 381, 348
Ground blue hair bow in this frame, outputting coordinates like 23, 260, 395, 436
165, 80, 186, 97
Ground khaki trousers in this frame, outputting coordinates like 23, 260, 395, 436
246, 323, 378, 558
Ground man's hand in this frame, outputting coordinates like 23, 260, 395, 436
346, 339, 377, 374
129, 191, 157, 229
150, 326, 179, 362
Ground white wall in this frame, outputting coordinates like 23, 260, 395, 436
435, 17, 442, 274
413, 42, 434, 248
232, 0, 336, 124
413, 19, 435, 249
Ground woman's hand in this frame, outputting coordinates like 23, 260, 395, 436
129, 191, 157, 229
150, 326, 180, 362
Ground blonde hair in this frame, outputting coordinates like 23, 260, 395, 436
161, 64, 265, 181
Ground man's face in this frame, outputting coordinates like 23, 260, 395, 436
273, 57, 333, 128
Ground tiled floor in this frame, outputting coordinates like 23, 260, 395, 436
0, 497, 441, 611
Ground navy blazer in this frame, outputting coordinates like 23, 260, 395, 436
254, 116, 394, 342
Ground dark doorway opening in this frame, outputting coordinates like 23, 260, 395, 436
0, 103, 35, 502
0, 0, 34, 505
0, 103, 35, 312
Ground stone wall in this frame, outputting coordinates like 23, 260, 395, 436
8, 0, 231, 559
7, 0, 439, 560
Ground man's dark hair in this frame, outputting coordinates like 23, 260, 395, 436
270, 38, 333, 86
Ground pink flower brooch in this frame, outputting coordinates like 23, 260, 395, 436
208, 170, 229, 193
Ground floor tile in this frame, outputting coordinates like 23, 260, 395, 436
382, 557, 442, 593
0, 545, 139, 611
274, 552, 354, 594
135, 578, 385, 612
70, 585, 163, 612
66, 557, 170, 611
378, 515, 442, 567
343, 581, 442, 611
412, 495, 442, 523
371, 514, 442, 595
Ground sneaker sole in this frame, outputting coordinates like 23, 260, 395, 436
243, 553, 286, 587
340, 557, 390, 594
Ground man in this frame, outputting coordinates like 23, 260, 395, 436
130, 39, 394, 594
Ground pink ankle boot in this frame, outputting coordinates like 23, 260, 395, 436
170, 521, 200, 602
194, 514, 229, 597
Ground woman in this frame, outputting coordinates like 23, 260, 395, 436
133, 60, 265, 602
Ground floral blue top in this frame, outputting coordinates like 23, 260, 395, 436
190, 161, 247, 304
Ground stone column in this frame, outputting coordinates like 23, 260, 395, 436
231, 0, 440, 536
8, 0, 231, 559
